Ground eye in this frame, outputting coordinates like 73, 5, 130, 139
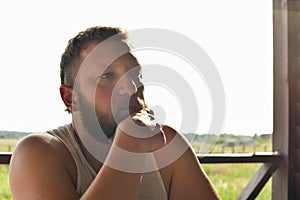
100, 72, 114, 79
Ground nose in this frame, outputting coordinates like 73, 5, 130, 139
116, 74, 137, 96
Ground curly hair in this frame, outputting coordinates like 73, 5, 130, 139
60, 26, 128, 87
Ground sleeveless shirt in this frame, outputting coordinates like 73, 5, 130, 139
47, 124, 168, 199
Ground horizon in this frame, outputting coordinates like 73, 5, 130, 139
0, 129, 273, 137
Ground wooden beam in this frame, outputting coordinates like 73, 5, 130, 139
0, 152, 282, 165
198, 152, 282, 164
0, 152, 12, 165
237, 163, 279, 200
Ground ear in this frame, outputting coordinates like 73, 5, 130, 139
60, 85, 78, 112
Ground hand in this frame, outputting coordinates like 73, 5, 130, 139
112, 108, 166, 153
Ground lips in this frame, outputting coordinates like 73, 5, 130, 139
113, 104, 141, 123
114, 96, 146, 122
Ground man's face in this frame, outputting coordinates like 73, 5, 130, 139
74, 41, 146, 139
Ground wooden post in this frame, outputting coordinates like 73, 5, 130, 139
273, 0, 300, 199
273, 0, 290, 199
288, 1, 300, 199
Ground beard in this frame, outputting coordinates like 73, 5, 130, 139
76, 87, 147, 142
77, 90, 117, 141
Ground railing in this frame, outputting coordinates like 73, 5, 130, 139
0, 151, 282, 200
0, 152, 11, 164
198, 152, 282, 200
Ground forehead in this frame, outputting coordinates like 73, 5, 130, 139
77, 41, 139, 76
80, 40, 131, 65
109, 53, 140, 69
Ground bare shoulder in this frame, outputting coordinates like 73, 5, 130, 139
15, 132, 59, 149
161, 125, 193, 154
161, 125, 187, 143
9, 133, 78, 199
160, 125, 195, 164
160, 125, 220, 199
10, 132, 76, 177
11, 133, 67, 164
9, 132, 75, 179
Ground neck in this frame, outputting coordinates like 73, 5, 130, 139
71, 123, 103, 172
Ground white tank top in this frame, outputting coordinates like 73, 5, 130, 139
47, 124, 168, 199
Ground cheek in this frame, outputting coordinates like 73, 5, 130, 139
94, 86, 114, 111
78, 79, 97, 101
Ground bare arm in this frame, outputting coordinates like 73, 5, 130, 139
9, 114, 165, 199
163, 126, 220, 200
81, 115, 165, 199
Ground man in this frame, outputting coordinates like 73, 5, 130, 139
9, 26, 220, 199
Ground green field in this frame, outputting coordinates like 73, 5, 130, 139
202, 164, 271, 199
0, 139, 18, 152
0, 139, 18, 199
0, 135, 272, 199
0, 166, 10, 200
197, 134, 272, 199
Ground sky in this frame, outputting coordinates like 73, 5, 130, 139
0, 0, 273, 136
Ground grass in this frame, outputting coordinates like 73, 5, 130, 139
198, 137, 273, 199
0, 137, 273, 199
202, 163, 271, 200
0, 139, 18, 152
0, 139, 17, 200
0, 165, 10, 200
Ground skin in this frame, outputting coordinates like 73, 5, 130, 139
9, 41, 220, 199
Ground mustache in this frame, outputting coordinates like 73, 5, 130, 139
129, 97, 148, 115
115, 96, 148, 116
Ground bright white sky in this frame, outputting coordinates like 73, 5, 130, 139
0, 0, 273, 136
